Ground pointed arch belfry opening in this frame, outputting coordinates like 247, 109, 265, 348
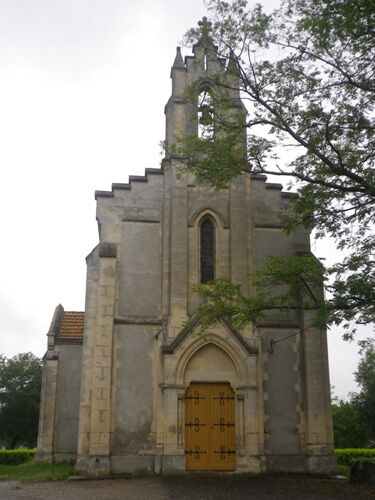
198, 90, 214, 140
200, 216, 215, 283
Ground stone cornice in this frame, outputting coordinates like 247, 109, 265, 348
55, 337, 83, 345
114, 317, 163, 325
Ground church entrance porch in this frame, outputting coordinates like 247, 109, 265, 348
185, 383, 235, 471
160, 321, 265, 474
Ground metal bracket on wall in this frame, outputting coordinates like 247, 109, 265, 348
267, 324, 314, 354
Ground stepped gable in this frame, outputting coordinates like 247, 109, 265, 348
250, 172, 298, 199
57, 311, 84, 339
94, 168, 297, 201
95, 167, 164, 200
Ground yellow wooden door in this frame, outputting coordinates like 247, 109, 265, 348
211, 383, 236, 470
185, 383, 235, 471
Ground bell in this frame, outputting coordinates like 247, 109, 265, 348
199, 105, 213, 126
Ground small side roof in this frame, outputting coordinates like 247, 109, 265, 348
57, 311, 84, 338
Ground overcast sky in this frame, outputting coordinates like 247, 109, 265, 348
0, 0, 372, 400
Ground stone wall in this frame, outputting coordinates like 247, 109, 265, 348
54, 344, 82, 460
112, 325, 154, 455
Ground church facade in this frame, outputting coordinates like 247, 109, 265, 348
36, 27, 335, 476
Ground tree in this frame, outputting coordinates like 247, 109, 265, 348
352, 339, 375, 444
0, 353, 42, 449
331, 340, 375, 448
169, 0, 375, 337
331, 398, 366, 448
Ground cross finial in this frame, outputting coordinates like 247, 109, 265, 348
198, 16, 212, 29
194, 16, 214, 52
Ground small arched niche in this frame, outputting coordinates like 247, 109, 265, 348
184, 343, 237, 386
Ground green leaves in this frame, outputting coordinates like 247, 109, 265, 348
0, 353, 42, 449
171, 0, 375, 337
332, 340, 375, 448
332, 406, 368, 449
191, 254, 328, 331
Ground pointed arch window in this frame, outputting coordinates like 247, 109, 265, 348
198, 90, 214, 140
200, 217, 215, 283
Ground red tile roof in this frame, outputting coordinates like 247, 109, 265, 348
57, 311, 84, 338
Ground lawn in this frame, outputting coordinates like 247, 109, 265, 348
0, 461, 74, 481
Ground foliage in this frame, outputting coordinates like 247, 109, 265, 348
335, 449, 375, 467
0, 353, 42, 449
0, 450, 35, 466
335, 450, 375, 478
350, 457, 375, 484
336, 464, 350, 478
0, 461, 74, 482
169, 0, 375, 337
332, 340, 375, 448
332, 401, 367, 449
352, 340, 375, 443
191, 255, 328, 331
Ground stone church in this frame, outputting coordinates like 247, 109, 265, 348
36, 23, 335, 475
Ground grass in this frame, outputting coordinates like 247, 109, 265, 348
337, 464, 350, 477
0, 461, 74, 482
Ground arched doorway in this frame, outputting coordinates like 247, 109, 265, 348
185, 383, 235, 471
184, 343, 236, 471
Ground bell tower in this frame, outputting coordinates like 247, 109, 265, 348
164, 17, 246, 157
161, 19, 248, 340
